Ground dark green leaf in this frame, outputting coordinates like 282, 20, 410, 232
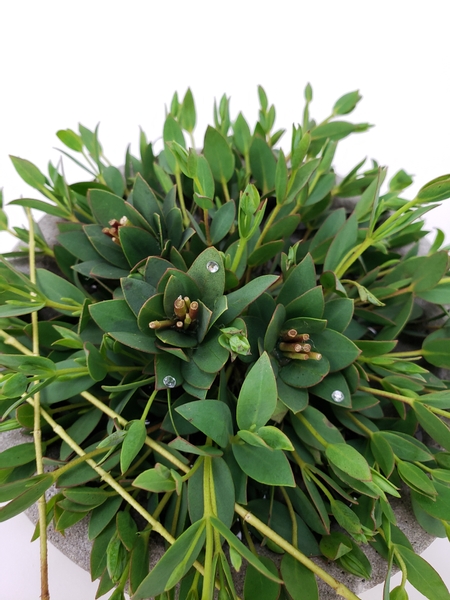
279, 355, 330, 388
417, 175, 450, 203
413, 402, 450, 451
237, 352, 277, 430
120, 420, 147, 474
244, 556, 280, 600
210, 200, 236, 244
10, 156, 46, 189
187, 457, 235, 527
176, 400, 233, 448
210, 515, 283, 583
249, 137, 276, 194
277, 254, 316, 307
222, 275, 278, 324
56, 129, 84, 152
88, 495, 122, 540
394, 544, 450, 600
0, 443, 36, 469
232, 442, 294, 486
0, 474, 53, 522
204, 126, 234, 183
133, 519, 206, 599
326, 443, 371, 481
397, 460, 436, 497
323, 212, 358, 273
119, 226, 160, 267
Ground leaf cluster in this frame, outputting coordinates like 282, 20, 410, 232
1, 85, 450, 600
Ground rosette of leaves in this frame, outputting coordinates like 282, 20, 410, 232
1, 85, 450, 600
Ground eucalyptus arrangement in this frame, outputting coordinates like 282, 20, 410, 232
1, 86, 450, 600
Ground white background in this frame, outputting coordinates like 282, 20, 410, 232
0, 1, 450, 598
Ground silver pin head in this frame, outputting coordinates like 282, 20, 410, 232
331, 390, 345, 403
163, 376, 177, 388
206, 260, 220, 273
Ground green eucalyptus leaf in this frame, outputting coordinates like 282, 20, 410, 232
249, 137, 276, 194
417, 175, 450, 203
176, 400, 233, 448
0, 474, 54, 522
279, 355, 330, 388
232, 442, 294, 486
179, 88, 196, 133
413, 402, 450, 452
132, 463, 176, 493
0, 443, 36, 469
120, 420, 147, 474
237, 352, 277, 430
133, 519, 206, 599
90, 299, 157, 353
222, 275, 278, 324
211, 515, 283, 582
244, 556, 280, 600
394, 544, 450, 600
10, 155, 47, 189
187, 457, 235, 527
210, 200, 236, 244
323, 212, 358, 273
397, 460, 437, 498
326, 443, 371, 481
204, 126, 234, 183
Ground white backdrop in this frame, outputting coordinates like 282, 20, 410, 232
0, 1, 449, 598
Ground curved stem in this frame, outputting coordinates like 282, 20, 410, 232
202, 457, 215, 600
280, 487, 298, 548
335, 237, 373, 279
230, 238, 247, 274
221, 177, 231, 203
140, 388, 158, 423
175, 169, 189, 227
253, 203, 282, 251
27, 208, 50, 600
234, 504, 361, 600
295, 412, 329, 448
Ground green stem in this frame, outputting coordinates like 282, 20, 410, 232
230, 238, 247, 273
385, 350, 423, 358
52, 447, 112, 477
140, 389, 158, 423
358, 385, 414, 406
295, 412, 330, 448
307, 470, 335, 503
393, 546, 408, 588
240, 517, 257, 555
167, 388, 179, 437
253, 203, 282, 251
234, 504, 361, 600
175, 169, 189, 227
202, 457, 215, 600
27, 208, 50, 600
374, 197, 420, 239
346, 412, 374, 438
243, 151, 251, 180
280, 487, 298, 548
221, 177, 231, 203
45, 299, 84, 313
203, 209, 212, 245
335, 237, 373, 279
